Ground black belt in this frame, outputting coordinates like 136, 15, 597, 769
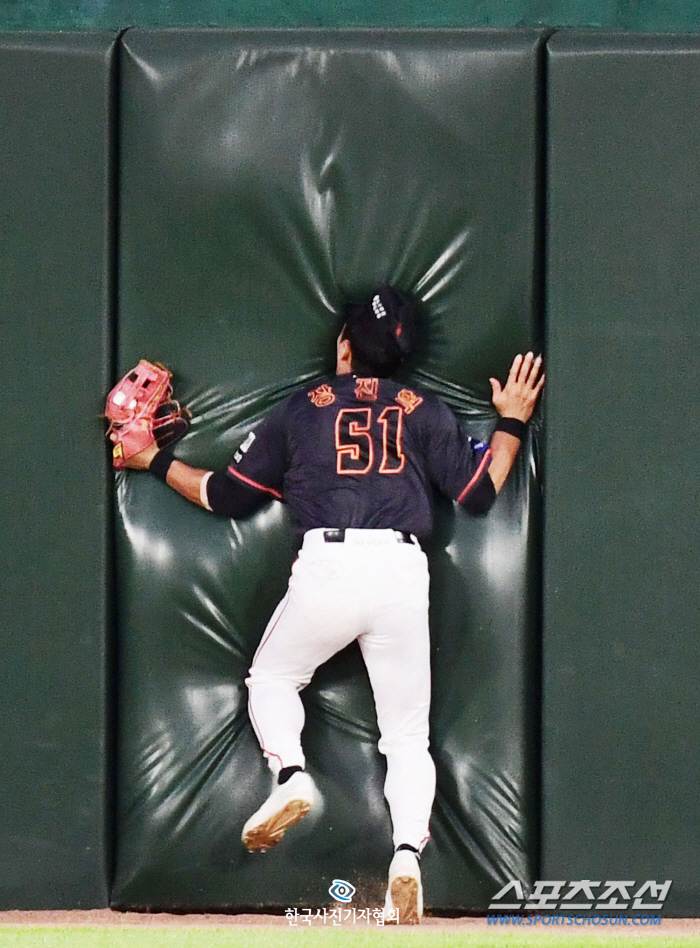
323, 529, 416, 544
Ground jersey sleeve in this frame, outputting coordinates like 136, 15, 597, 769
205, 400, 288, 517
421, 397, 496, 516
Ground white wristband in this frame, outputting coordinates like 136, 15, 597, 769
200, 471, 213, 511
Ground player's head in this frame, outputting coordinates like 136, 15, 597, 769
339, 286, 417, 377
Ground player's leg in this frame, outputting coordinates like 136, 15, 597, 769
358, 550, 435, 850
357, 543, 434, 922
359, 609, 435, 845
246, 551, 360, 774
245, 590, 307, 774
243, 583, 352, 852
243, 534, 361, 849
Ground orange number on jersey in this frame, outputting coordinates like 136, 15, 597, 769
377, 406, 405, 473
335, 407, 405, 475
335, 408, 373, 474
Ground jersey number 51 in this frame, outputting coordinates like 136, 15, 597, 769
335, 407, 405, 475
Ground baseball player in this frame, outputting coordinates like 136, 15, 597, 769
119, 286, 544, 923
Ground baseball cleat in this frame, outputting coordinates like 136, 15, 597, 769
384, 849, 423, 924
242, 771, 317, 852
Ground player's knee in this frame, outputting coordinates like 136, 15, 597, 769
245, 671, 311, 691
377, 731, 430, 757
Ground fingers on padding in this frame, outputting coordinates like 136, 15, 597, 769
517, 351, 534, 384
507, 354, 523, 386
525, 354, 543, 387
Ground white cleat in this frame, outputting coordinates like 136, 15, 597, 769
384, 849, 423, 925
242, 771, 317, 852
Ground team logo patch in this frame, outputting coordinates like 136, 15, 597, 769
395, 388, 423, 414
309, 384, 336, 407
371, 294, 387, 319
234, 430, 257, 461
354, 377, 378, 401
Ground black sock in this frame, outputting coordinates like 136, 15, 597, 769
395, 843, 420, 857
278, 765, 303, 785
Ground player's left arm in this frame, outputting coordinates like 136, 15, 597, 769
122, 403, 287, 517
487, 351, 544, 492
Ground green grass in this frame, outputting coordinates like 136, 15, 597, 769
0, 931, 699, 948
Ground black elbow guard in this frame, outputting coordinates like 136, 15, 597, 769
206, 470, 264, 518
460, 473, 496, 516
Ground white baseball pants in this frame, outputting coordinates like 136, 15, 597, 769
246, 528, 436, 852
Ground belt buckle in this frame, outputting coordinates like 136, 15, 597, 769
324, 529, 345, 543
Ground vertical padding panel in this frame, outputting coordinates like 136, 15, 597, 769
545, 33, 700, 915
0, 34, 115, 907
114, 28, 543, 911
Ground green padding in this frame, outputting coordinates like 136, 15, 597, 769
0, 33, 115, 908
545, 32, 700, 917
114, 28, 543, 911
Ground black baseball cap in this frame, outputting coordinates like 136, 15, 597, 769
342, 286, 417, 376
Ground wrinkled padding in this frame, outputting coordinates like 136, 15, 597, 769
0, 32, 115, 908
114, 28, 543, 910
545, 32, 700, 917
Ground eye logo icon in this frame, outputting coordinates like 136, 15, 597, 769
329, 879, 355, 903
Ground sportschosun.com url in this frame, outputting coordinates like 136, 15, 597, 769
487, 914, 662, 926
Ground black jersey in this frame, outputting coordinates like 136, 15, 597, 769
208, 374, 494, 543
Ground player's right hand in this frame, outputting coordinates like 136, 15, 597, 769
489, 352, 544, 423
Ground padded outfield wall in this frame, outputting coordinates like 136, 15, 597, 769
0, 32, 116, 908
1, 26, 699, 914
112, 28, 543, 912
543, 31, 700, 917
